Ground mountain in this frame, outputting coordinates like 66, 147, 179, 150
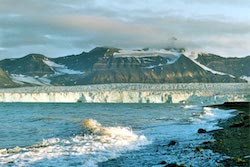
53, 47, 119, 71
62, 52, 241, 84
0, 47, 247, 87
50, 47, 245, 85
0, 53, 83, 86
0, 54, 54, 77
0, 68, 19, 88
195, 53, 250, 77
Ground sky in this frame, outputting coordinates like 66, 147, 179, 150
0, 0, 250, 59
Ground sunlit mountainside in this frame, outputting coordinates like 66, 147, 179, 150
0, 47, 249, 88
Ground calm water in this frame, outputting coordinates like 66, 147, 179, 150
0, 102, 235, 167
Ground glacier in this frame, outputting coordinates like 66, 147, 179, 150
0, 83, 249, 103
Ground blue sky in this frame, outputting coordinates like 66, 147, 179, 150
0, 0, 249, 59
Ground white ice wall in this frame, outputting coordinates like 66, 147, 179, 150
0, 90, 189, 103
0, 83, 249, 103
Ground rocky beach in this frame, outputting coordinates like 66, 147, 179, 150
204, 102, 250, 167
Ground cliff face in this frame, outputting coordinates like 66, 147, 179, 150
196, 53, 250, 77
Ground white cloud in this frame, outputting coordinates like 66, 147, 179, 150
0, 0, 249, 59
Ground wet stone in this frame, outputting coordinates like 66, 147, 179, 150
197, 128, 207, 133
159, 160, 167, 164
229, 122, 244, 128
165, 163, 185, 167
168, 140, 178, 147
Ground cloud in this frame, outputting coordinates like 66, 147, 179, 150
0, 0, 249, 59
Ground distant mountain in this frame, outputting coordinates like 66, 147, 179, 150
0, 68, 18, 88
0, 54, 54, 77
195, 53, 250, 77
53, 47, 119, 71
63, 52, 242, 85
0, 47, 247, 87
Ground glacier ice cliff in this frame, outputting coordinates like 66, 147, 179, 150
0, 83, 249, 103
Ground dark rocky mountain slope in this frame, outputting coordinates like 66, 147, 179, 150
0, 54, 54, 77
0, 68, 19, 88
68, 54, 243, 85
53, 47, 119, 71
196, 53, 250, 77
0, 47, 247, 87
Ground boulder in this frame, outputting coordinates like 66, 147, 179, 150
197, 128, 207, 133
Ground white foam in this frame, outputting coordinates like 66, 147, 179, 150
190, 107, 235, 132
201, 107, 234, 120
140, 106, 236, 167
183, 105, 197, 109
0, 119, 150, 167
202, 107, 215, 117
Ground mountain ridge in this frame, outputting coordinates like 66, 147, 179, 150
0, 47, 248, 87
195, 53, 250, 77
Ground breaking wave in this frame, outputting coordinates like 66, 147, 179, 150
0, 119, 150, 167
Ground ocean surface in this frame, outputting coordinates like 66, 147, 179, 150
0, 101, 238, 167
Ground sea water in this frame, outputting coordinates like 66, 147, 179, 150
0, 102, 238, 167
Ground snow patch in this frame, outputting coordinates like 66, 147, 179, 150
185, 55, 235, 78
184, 50, 237, 78
113, 48, 182, 69
144, 63, 165, 69
241, 76, 250, 83
113, 48, 182, 58
11, 74, 51, 86
43, 59, 83, 75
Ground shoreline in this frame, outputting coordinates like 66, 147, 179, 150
98, 102, 250, 167
204, 102, 250, 167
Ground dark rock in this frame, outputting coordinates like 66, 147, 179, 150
208, 102, 250, 111
168, 140, 178, 146
243, 115, 250, 120
229, 122, 244, 128
165, 164, 177, 167
165, 163, 185, 167
202, 141, 212, 145
234, 157, 247, 164
204, 102, 250, 167
244, 124, 250, 127
159, 161, 167, 165
197, 128, 207, 133
202, 141, 213, 149
195, 147, 204, 152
